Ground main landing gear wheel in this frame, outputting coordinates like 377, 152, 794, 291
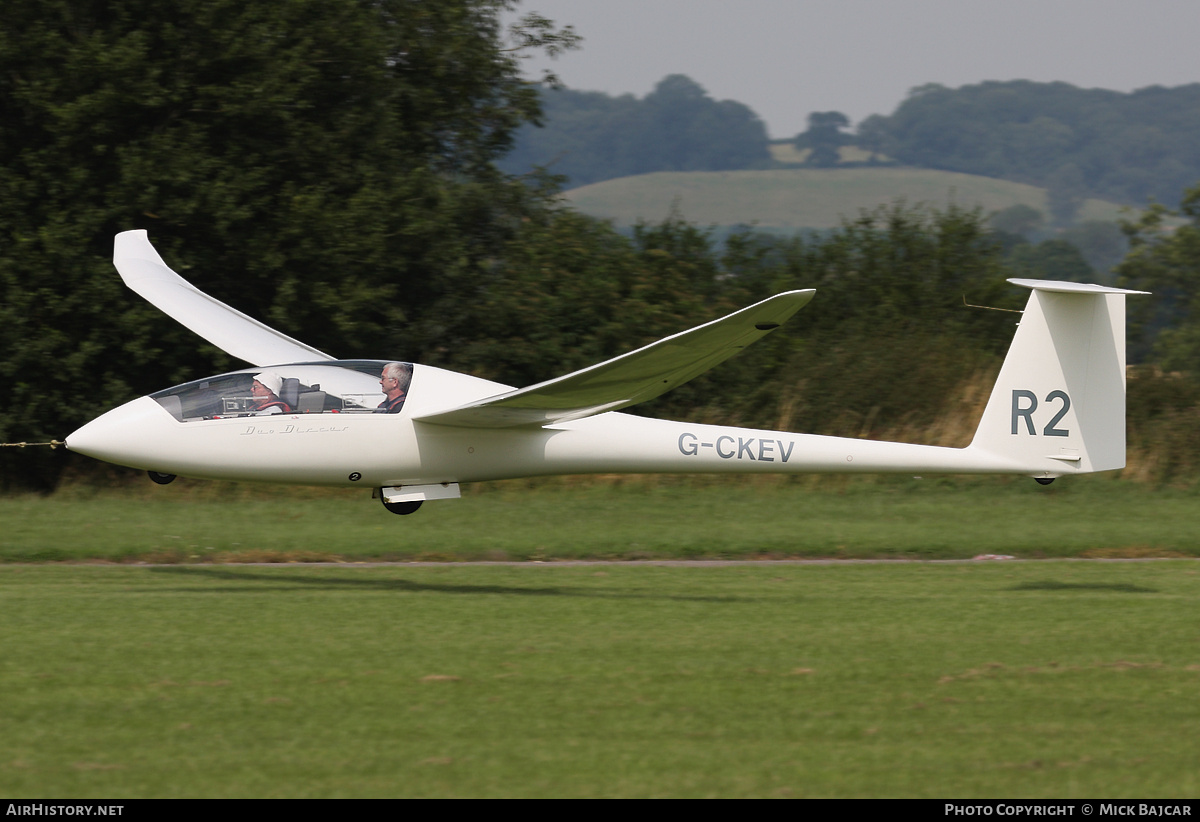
380, 495, 423, 515
147, 471, 177, 485
1034, 477, 1056, 485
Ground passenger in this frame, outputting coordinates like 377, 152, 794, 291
376, 362, 412, 414
250, 372, 292, 415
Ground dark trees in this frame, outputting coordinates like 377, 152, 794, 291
795, 111, 851, 167
0, 0, 575, 489
454, 202, 1018, 440
1116, 182, 1200, 370
720, 202, 1018, 439
873, 80, 1200, 208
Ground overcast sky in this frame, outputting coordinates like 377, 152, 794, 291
508, 0, 1200, 139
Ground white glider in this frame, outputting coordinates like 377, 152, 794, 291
65, 230, 1148, 514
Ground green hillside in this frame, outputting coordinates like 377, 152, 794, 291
563, 167, 1130, 230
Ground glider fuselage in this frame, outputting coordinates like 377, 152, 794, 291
67, 361, 1038, 488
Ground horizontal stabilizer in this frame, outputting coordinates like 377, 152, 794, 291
1007, 278, 1150, 296
113, 230, 333, 366
413, 290, 815, 428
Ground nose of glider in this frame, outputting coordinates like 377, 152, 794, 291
66, 396, 175, 469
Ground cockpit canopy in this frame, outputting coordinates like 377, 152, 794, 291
150, 360, 408, 421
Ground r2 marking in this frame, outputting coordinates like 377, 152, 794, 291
1011, 390, 1070, 437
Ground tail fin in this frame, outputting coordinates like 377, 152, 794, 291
969, 279, 1148, 477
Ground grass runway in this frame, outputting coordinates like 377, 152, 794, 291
2, 478, 1198, 797
2, 560, 1199, 797
4, 476, 1200, 563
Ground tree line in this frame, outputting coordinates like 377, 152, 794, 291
508, 76, 1200, 220
498, 75, 772, 187
865, 80, 1200, 215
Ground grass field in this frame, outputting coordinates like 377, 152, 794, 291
768, 142, 883, 165
2, 476, 1197, 564
563, 167, 1129, 230
2, 479, 1197, 797
1, 560, 1197, 798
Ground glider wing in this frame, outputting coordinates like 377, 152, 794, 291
113, 230, 333, 366
412, 290, 815, 428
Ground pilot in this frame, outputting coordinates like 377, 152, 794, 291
376, 362, 412, 414
250, 372, 292, 415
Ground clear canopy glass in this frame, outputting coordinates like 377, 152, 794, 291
149, 360, 410, 421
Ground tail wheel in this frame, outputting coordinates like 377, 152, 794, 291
148, 471, 177, 485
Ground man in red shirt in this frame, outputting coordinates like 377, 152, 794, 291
376, 362, 411, 414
